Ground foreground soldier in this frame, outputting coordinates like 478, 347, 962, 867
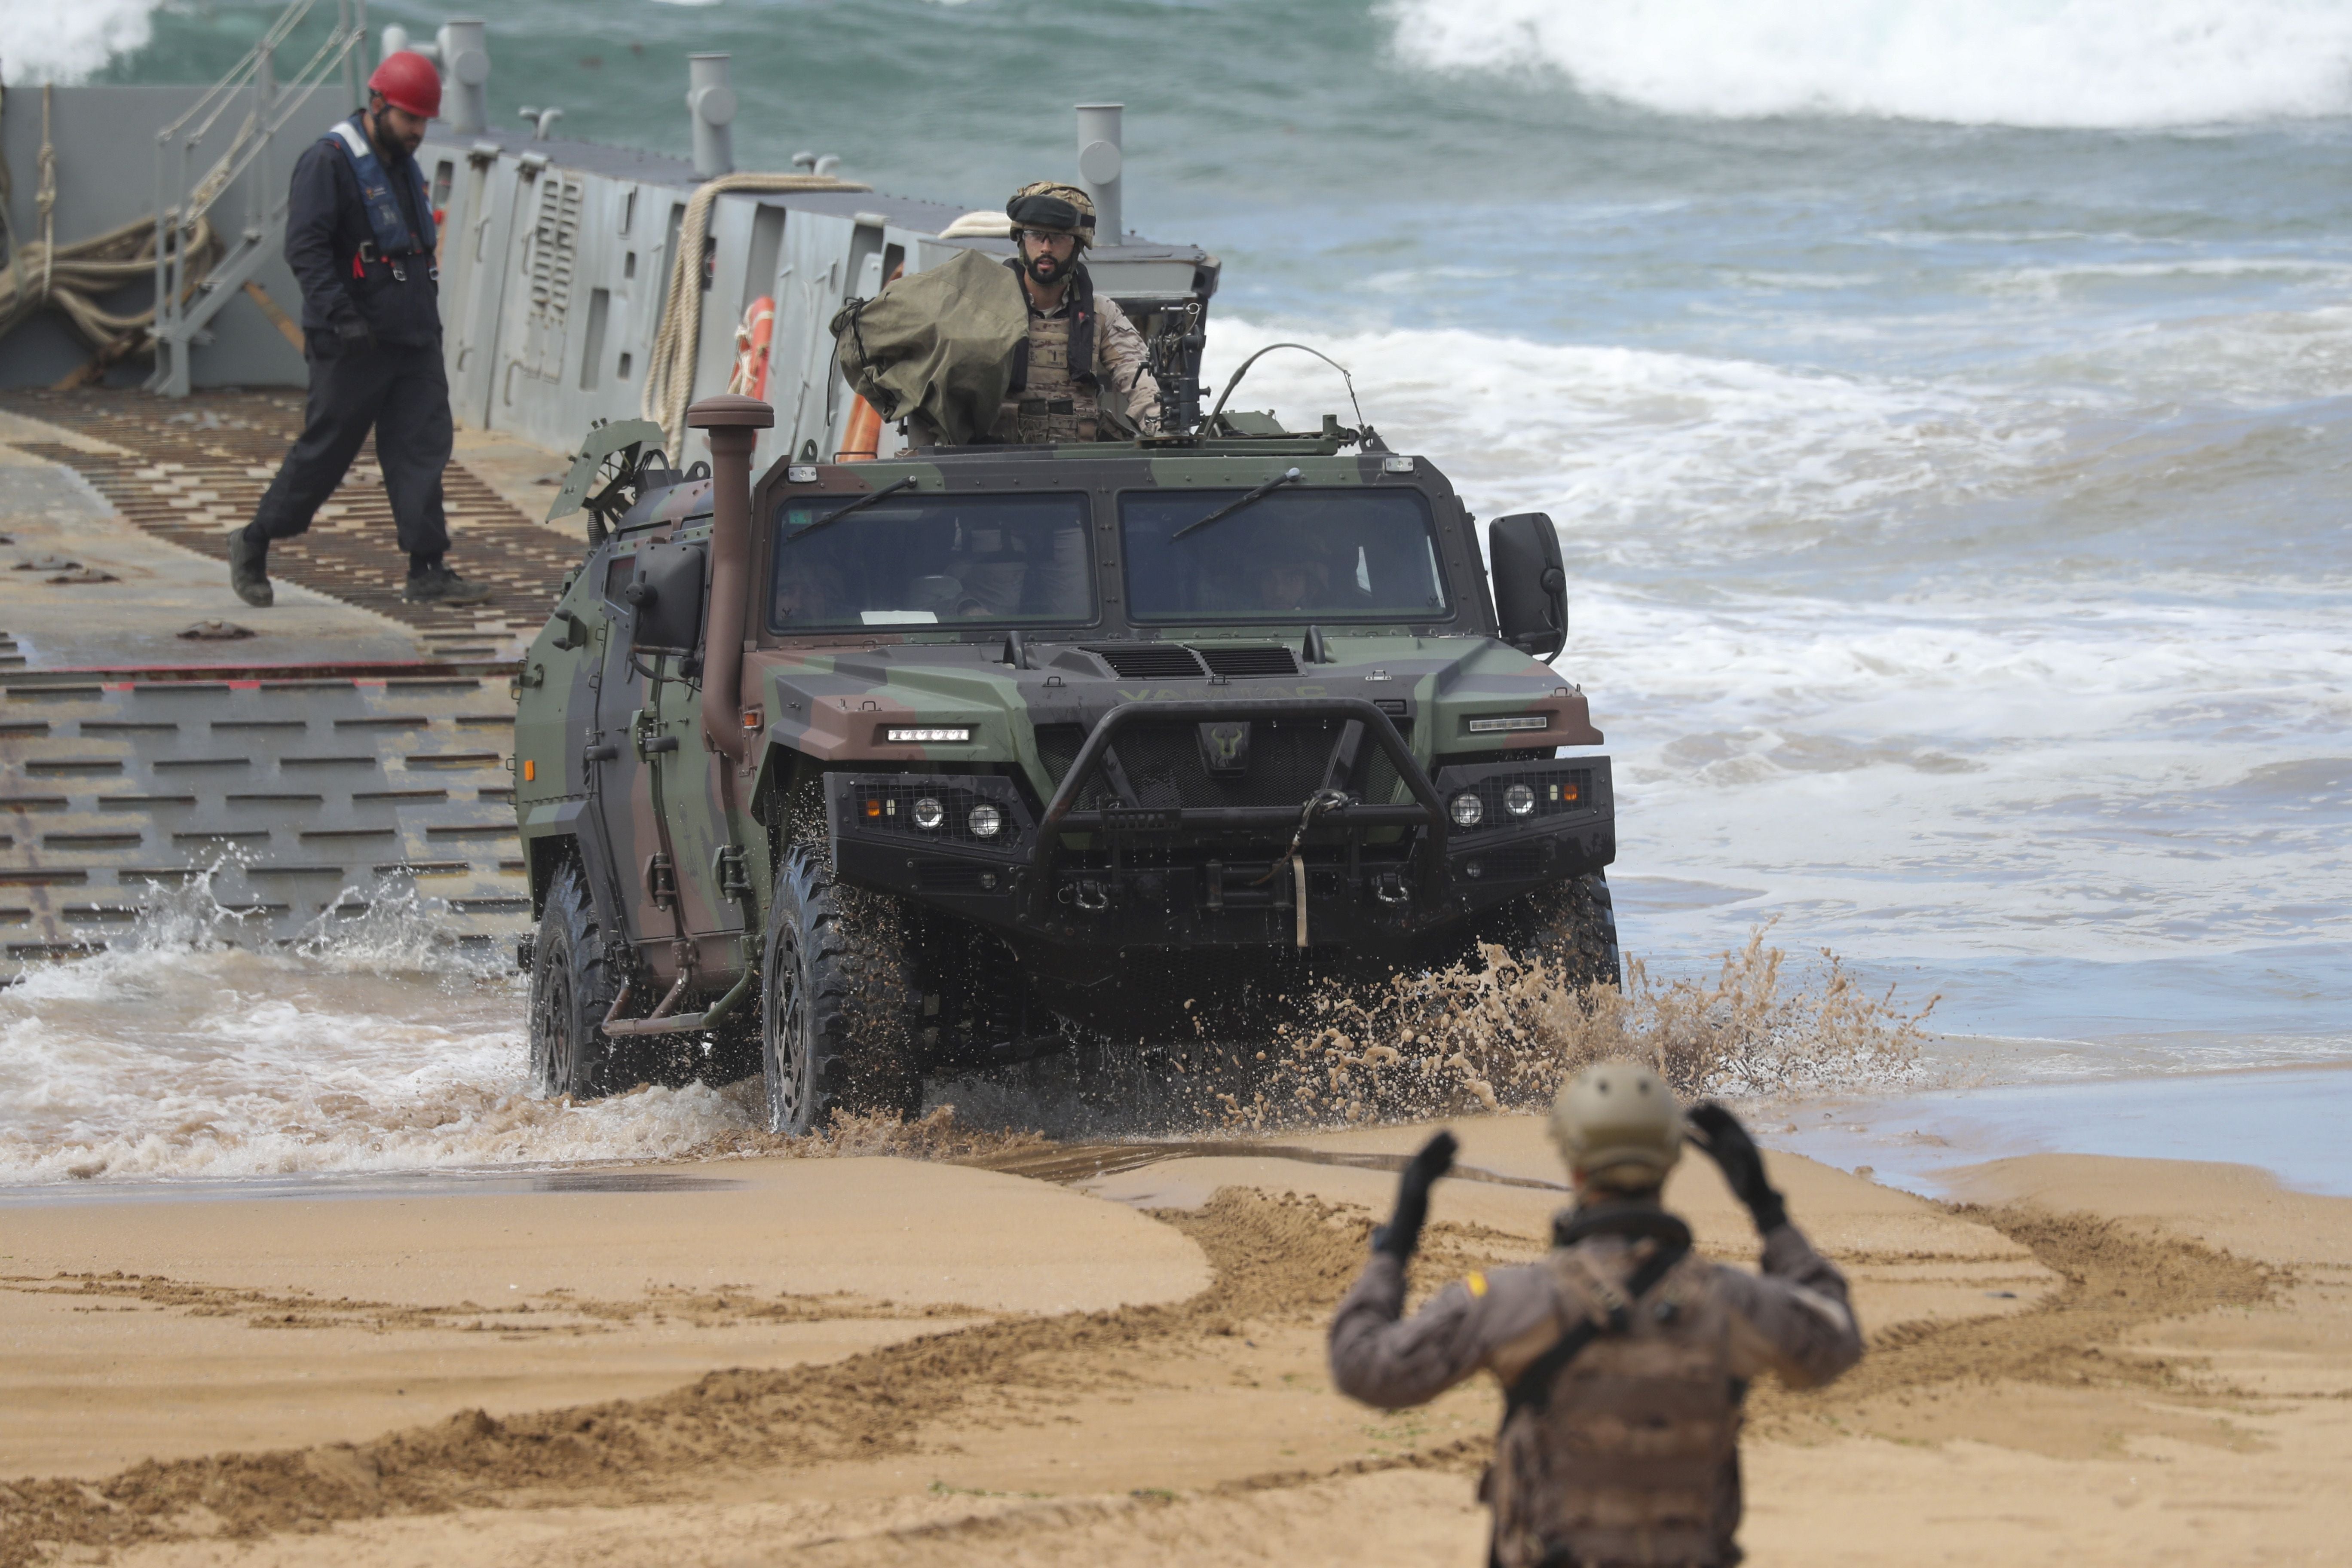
989, 182, 1161, 443
230, 51, 490, 609
1328, 1066, 1863, 1568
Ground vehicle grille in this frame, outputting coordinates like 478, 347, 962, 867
1085, 644, 1207, 679
1038, 718, 1415, 808
1195, 645, 1299, 677
1034, 723, 1088, 787
1362, 723, 1412, 804
1085, 717, 1350, 811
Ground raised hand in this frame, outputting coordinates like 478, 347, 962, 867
1373, 1130, 1459, 1259
1686, 1102, 1788, 1234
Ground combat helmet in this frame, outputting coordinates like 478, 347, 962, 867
1549, 1062, 1684, 1189
1007, 182, 1097, 249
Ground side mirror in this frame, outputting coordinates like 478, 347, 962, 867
627, 539, 708, 657
1487, 512, 1567, 661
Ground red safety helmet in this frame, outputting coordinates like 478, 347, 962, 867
368, 51, 442, 119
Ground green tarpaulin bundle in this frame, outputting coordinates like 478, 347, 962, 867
831, 249, 1026, 447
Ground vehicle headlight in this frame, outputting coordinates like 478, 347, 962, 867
1450, 791, 1484, 828
968, 803, 1003, 839
1503, 783, 1536, 818
912, 796, 945, 830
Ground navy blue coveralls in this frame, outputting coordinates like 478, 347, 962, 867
242, 111, 452, 570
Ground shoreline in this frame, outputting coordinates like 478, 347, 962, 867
3, 1054, 2348, 1204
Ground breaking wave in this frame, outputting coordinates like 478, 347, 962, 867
0, 0, 159, 84
1383, 0, 2352, 127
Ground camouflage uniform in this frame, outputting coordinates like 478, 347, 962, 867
991, 281, 1161, 444
1328, 1210, 1862, 1568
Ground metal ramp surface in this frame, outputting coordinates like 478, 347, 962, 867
0, 663, 531, 974
0, 389, 580, 663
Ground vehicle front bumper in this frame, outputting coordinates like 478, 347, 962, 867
824, 698, 1614, 955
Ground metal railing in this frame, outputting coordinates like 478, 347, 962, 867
147, 0, 369, 396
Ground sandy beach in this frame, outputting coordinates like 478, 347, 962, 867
3, 1116, 2343, 1566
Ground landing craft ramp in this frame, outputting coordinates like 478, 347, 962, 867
0, 664, 529, 972
0, 389, 576, 663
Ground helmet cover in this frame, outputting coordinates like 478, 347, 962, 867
1549, 1062, 1684, 1185
1006, 181, 1096, 246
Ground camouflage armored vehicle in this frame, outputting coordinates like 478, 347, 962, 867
513, 395, 1619, 1133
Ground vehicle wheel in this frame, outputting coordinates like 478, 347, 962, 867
528, 860, 633, 1098
1496, 870, 1623, 991
760, 844, 924, 1136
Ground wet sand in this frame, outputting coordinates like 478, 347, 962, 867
4, 1119, 2344, 1567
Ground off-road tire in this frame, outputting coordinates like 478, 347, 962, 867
760, 844, 925, 1136
527, 861, 635, 1099
1496, 870, 1623, 992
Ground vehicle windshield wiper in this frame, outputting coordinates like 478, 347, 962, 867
1169, 467, 1301, 542
782, 476, 917, 545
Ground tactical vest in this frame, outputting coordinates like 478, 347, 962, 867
995, 259, 1098, 443
1488, 1242, 1743, 1568
327, 116, 436, 275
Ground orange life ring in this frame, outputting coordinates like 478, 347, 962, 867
836, 264, 905, 461
729, 295, 775, 400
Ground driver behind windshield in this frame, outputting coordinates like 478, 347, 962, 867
1258, 544, 1332, 611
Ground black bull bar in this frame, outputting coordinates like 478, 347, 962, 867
1030, 697, 1451, 898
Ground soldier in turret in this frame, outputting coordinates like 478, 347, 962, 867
1328, 1065, 1864, 1568
992, 182, 1161, 444
229, 50, 491, 609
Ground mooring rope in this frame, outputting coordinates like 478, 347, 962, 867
639, 171, 870, 455
0, 83, 222, 380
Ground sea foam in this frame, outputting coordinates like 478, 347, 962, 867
0, 1, 159, 84
1384, 0, 2352, 128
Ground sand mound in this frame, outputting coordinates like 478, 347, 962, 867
0, 1176, 2295, 1568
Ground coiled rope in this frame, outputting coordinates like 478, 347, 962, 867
0, 85, 221, 380
639, 171, 869, 455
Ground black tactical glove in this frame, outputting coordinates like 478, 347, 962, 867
1372, 1130, 1458, 1259
335, 318, 375, 354
1686, 1102, 1788, 1235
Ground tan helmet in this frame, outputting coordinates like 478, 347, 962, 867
1549, 1062, 1684, 1186
1006, 181, 1097, 248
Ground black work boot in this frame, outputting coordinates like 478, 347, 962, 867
403, 562, 494, 606
227, 531, 273, 607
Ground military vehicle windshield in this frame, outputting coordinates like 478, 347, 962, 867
768, 492, 1094, 630
1119, 488, 1449, 623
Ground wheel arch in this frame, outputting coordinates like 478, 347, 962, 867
521, 800, 633, 945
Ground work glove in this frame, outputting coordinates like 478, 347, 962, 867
1372, 1130, 1458, 1260
1686, 1102, 1788, 1235
334, 318, 375, 354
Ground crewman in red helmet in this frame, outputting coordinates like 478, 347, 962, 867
230, 49, 491, 609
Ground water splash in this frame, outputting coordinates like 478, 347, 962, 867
933, 926, 1936, 1142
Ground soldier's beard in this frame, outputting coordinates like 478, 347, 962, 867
1023, 251, 1065, 286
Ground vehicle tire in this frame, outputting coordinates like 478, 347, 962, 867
1497, 870, 1623, 991
527, 860, 634, 1099
760, 844, 924, 1136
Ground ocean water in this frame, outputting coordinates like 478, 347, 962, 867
3, 0, 2346, 1185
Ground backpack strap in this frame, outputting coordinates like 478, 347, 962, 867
1501, 1225, 1693, 1424
1066, 263, 1096, 387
